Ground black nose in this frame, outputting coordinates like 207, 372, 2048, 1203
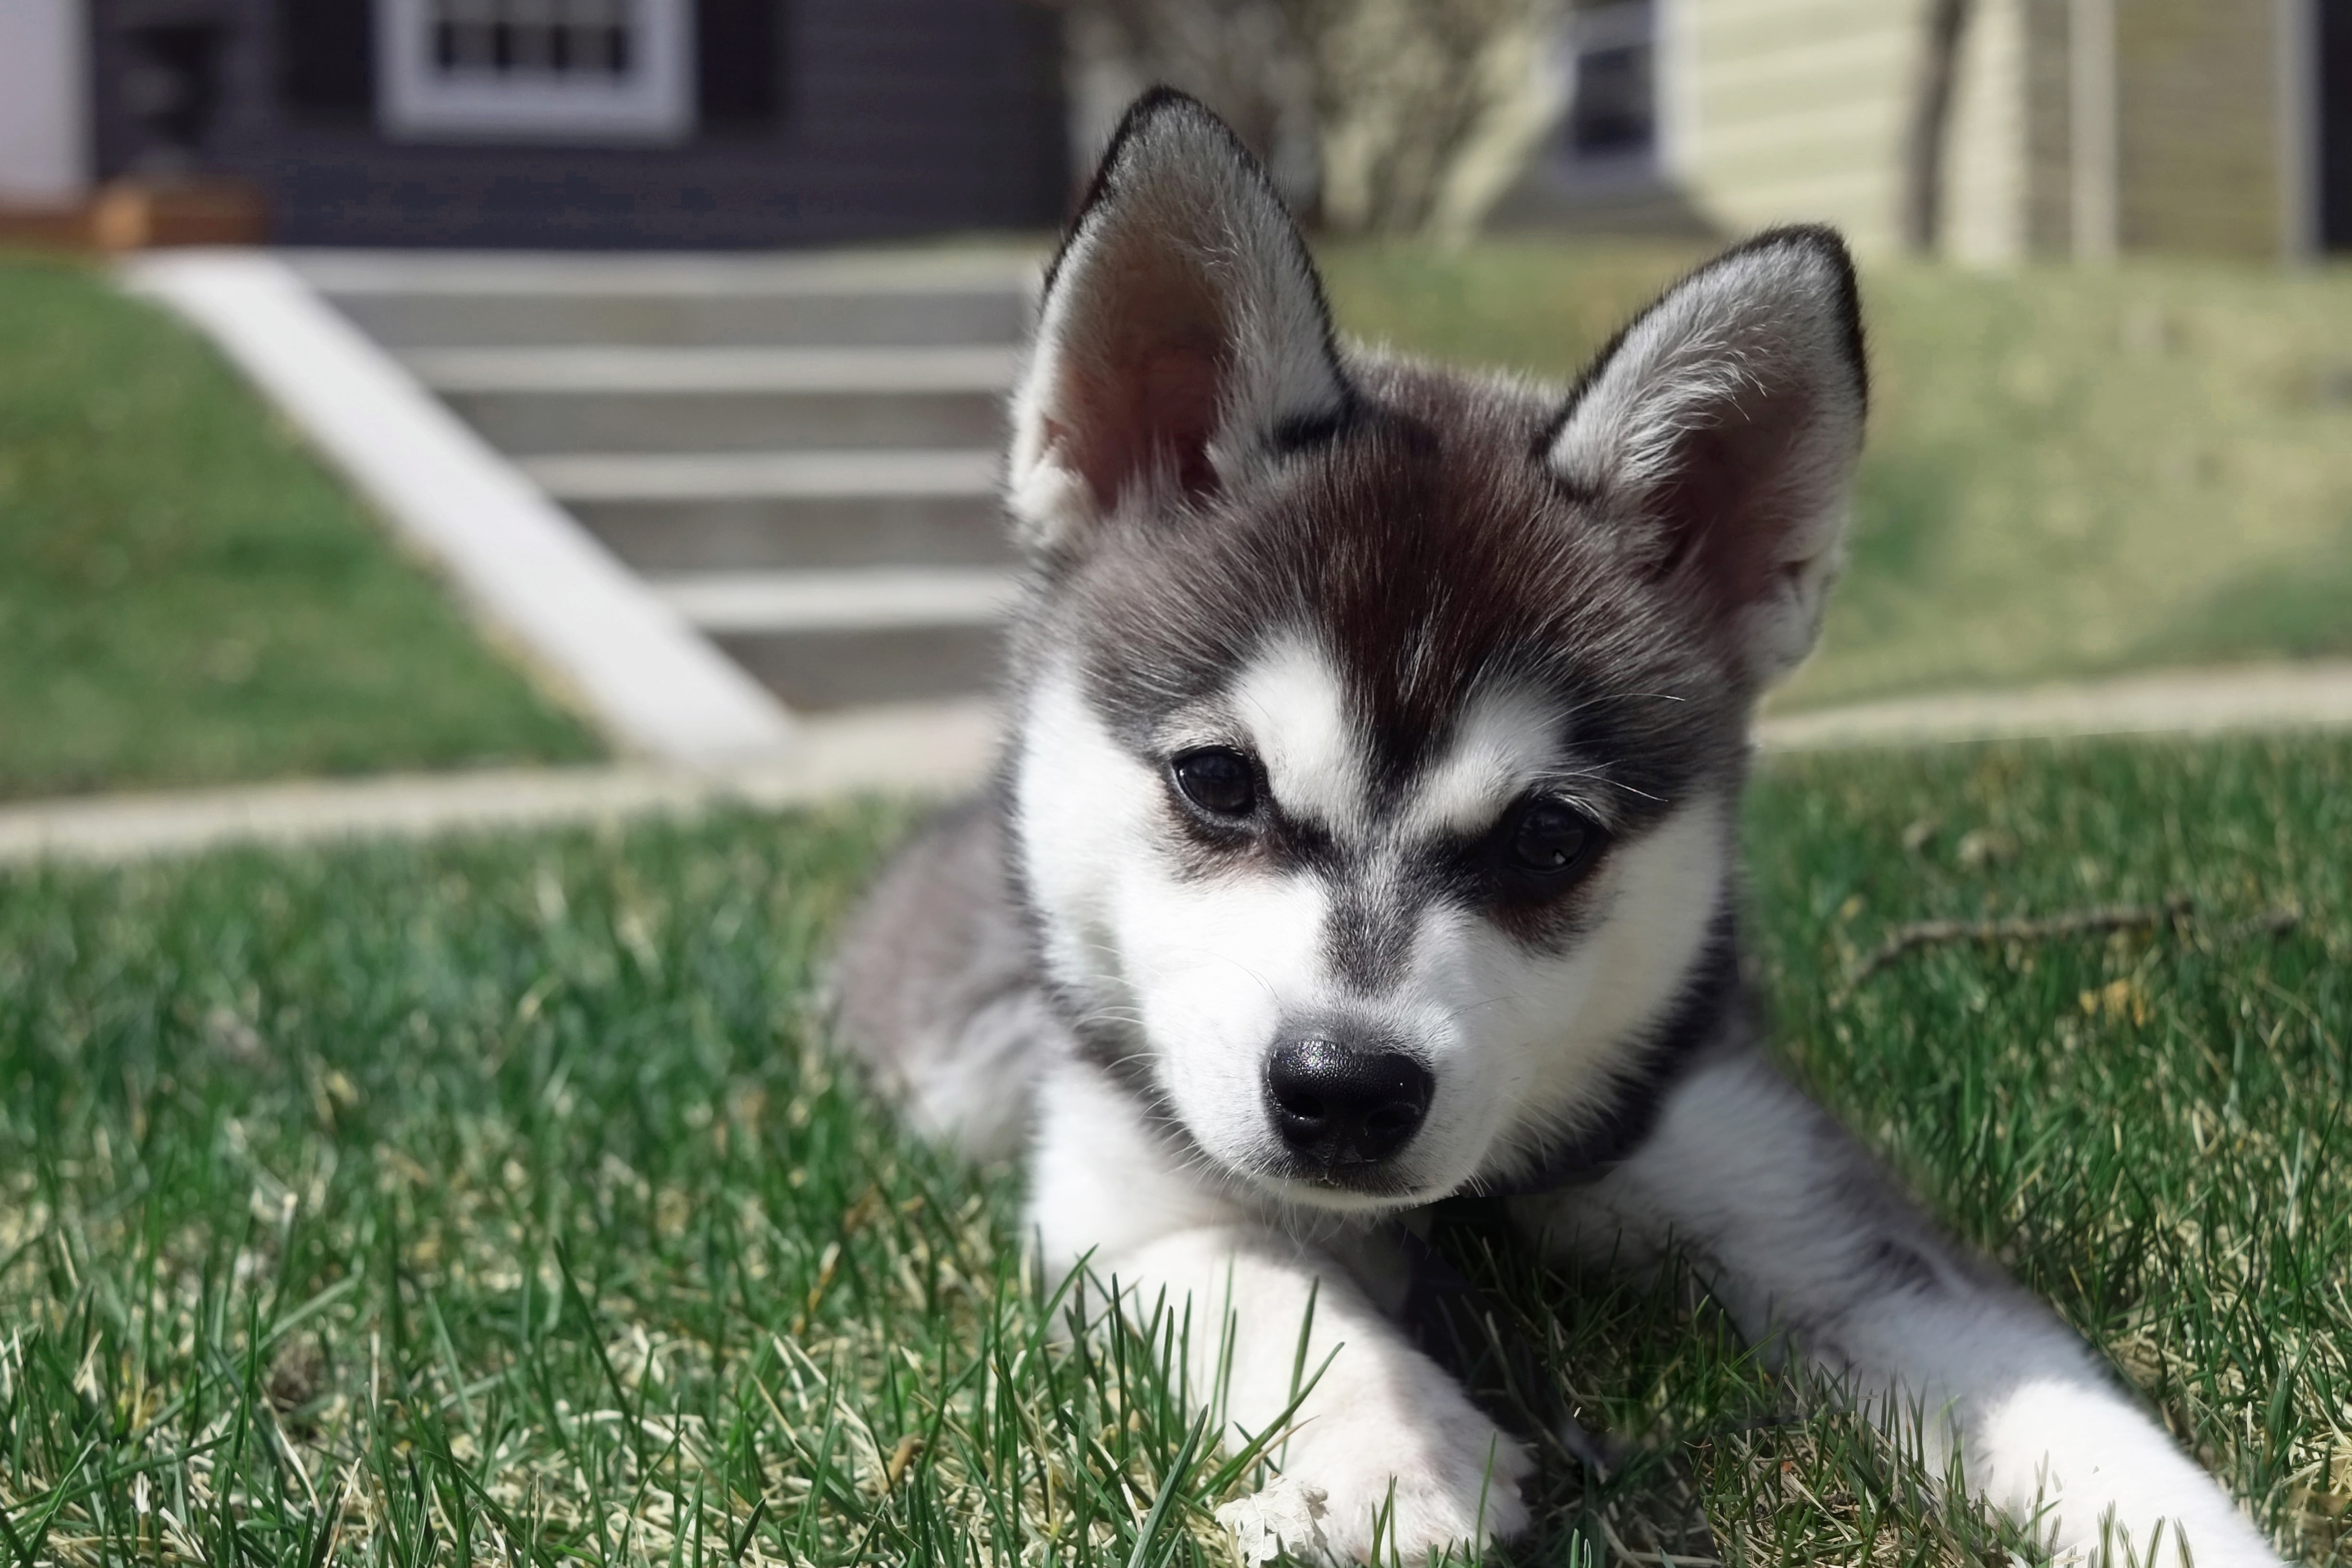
1265, 1037, 1434, 1168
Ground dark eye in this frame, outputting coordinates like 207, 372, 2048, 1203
1506, 799, 1601, 877
1172, 748, 1258, 817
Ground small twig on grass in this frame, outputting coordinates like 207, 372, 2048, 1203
1849, 894, 2301, 984
883, 1433, 923, 1492
1850, 895, 2193, 984
2233, 907, 2303, 941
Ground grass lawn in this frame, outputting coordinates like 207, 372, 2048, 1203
0, 254, 599, 801
3, 737, 2345, 1566
1320, 243, 2352, 710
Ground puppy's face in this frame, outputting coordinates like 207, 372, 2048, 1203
1005, 96, 1865, 1213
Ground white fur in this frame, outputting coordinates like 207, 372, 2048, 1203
1230, 634, 1372, 836
1013, 634, 1741, 1561
1028, 1060, 1533, 1565
1016, 642, 1735, 1211
1401, 683, 1575, 839
1017, 656, 1344, 1189
892, 987, 1058, 1163
1523, 1053, 2280, 1568
1462, 796, 1730, 1173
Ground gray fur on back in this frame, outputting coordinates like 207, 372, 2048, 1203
831, 795, 1061, 1163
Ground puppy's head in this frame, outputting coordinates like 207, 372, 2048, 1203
1007, 92, 1865, 1213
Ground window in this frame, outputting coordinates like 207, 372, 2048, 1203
1571, 41, 1653, 156
1562, 1, 1657, 171
427, 0, 633, 78
377, 0, 695, 144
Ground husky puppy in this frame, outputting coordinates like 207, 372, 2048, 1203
835, 91, 2280, 1567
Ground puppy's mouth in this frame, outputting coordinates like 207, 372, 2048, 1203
1232, 1149, 1452, 1213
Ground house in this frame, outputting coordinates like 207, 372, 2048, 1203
1517, 0, 2351, 260
0, 0, 1069, 248
8, 0, 2342, 259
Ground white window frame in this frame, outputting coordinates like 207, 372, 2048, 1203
377, 0, 696, 146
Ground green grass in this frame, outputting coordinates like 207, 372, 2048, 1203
0, 254, 600, 800
3, 737, 2346, 1565
1318, 242, 2352, 710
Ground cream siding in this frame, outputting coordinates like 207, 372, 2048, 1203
1943, 0, 2029, 263
2115, 0, 2283, 256
1640, 0, 2292, 262
1670, 0, 1929, 256
2021, 0, 2075, 255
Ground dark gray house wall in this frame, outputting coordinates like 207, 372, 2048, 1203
2326, 0, 2352, 251
90, 0, 1071, 248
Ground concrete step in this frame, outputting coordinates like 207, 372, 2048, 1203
415, 345, 1013, 453
647, 567, 1018, 709
290, 247, 1039, 349
276, 247, 1043, 716
710, 622, 1007, 710
649, 567, 1020, 632
438, 385, 1005, 453
523, 449, 1000, 500
402, 345, 1021, 393
570, 496, 1014, 572
523, 450, 1009, 572
333, 290, 1033, 350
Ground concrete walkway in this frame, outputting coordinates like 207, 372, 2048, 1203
1754, 660, 2352, 749
7, 662, 2352, 866
0, 701, 997, 865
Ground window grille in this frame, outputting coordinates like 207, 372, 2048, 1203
1558, 0, 1659, 175
378, 0, 693, 143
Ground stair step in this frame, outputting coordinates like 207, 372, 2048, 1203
404, 346, 1021, 395
522, 450, 1010, 574
287, 246, 1042, 294
521, 449, 998, 501
440, 386, 1003, 453
575, 496, 1011, 573
649, 568, 1020, 634
329, 291, 1032, 350
712, 623, 1005, 710
293, 249, 1040, 349
282, 248, 1041, 714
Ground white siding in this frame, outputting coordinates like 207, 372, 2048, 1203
0, 0, 89, 202
1945, 0, 2029, 263
1666, 0, 1931, 256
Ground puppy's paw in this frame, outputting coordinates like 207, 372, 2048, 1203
1975, 1378, 2285, 1568
1264, 1380, 1531, 1564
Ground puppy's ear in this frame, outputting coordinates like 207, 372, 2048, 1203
1006, 89, 1350, 557
1548, 227, 1867, 689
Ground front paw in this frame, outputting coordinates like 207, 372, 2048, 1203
1975, 1379, 2284, 1568
1236, 1375, 1531, 1564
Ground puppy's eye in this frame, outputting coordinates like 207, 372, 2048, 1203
1507, 799, 1602, 877
1172, 748, 1258, 817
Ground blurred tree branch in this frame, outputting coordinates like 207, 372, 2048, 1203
1902, 0, 1975, 254
1035, 0, 1566, 240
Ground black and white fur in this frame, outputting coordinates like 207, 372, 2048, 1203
834, 91, 2281, 1567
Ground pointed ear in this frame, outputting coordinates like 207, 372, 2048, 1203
1548, 227, 1868, 689
1005, 89, 1351, 556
